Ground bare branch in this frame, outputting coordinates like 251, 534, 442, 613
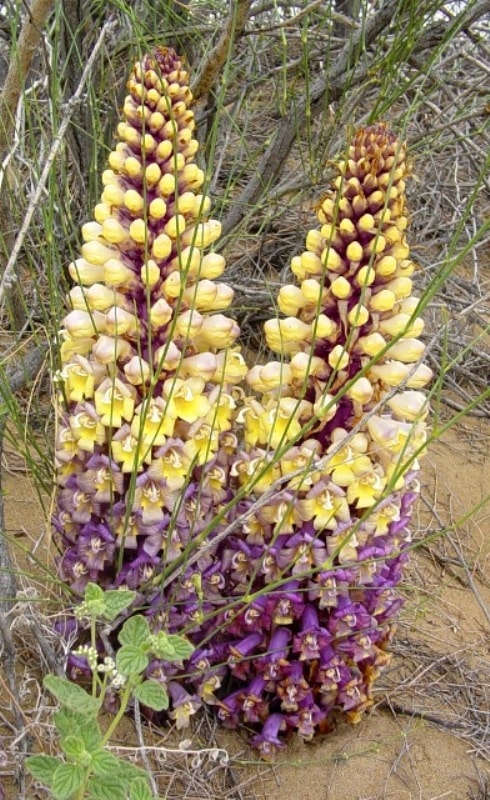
0, 18, 115, 310
191, 0, 252, 100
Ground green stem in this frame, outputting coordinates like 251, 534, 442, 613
100, 678, 134, 747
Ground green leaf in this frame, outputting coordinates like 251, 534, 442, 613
54, 709, 102, 753
82, 582, 106, 617
149, 632, 194, 662
118, 614, 150, 647
90, 750, 124, 778
101, 588, 137, 621
26, 755, 60, 787
129, 777, 153, 800
133, 679, 169, 711
85, 775, 127, 800
116, 760, 148, 782
44, 675, 100, 716
84, 582, 104, 603
116, 644, 149, 676
60, 734, 88, 762
52, 763, 86, 799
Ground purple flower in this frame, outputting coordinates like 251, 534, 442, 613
251, 714, 287, 760
168, 681, 202, 729
276, 661, 311, 712
286, 700, 327, 739
293, 605, 332, 660
240, 675, 269, 723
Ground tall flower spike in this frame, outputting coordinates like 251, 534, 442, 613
54, 48, 246, 599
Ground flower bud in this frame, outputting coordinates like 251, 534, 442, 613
376, 255, 397, 277
174, 309, 203, 338
165, 214, 187, 239
379, 313, 424, 338
124, 356, 151, 386
387, 338, 425, 363
357, 332, 386, 356
347, 304, 369, 327
197, 314, 240, 349
347, 377, 374, 404
265, 318, 311, 351
129, 219, 149, 245
68, 258, 105, 286
92, 335, 132, 364
328, 345, 349, 370
346, 241, 363, 262
104, 258, 136, 287
141, 260, 161, 288
278, 285, 306, 316
152, 233, 173, 260
154, 341, 181, 372
124, 189, 144, 214
81, 222, 103, 242
182, 220, 221, 248
150, 298, 173, 327
388, 391, 428, 421
369, 290, 396, 312
64, 310, 104, 339
331, 276, 352, 299
105, 306, 139, 336
356, 265, 376, 287
200, 252, 225, 279
180, 352, 218, 380
102, 219, 129, 244
289, 352, 328, 380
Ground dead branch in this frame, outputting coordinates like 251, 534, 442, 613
0, 0, 54, 330
191, 0, 252, 100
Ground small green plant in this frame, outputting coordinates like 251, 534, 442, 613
26, 583, 194, 799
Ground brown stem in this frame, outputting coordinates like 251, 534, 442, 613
191, 0, 252, 101
0, 0, 54, 331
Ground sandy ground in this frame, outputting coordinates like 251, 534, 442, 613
1, 420, 489, 800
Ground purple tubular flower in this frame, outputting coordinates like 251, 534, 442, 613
286, 700, 327, 739
240, 675, 269, 723
292, 605, 332, 660
251, 714, 287, 760
167, 681, 202, 729
276, 661, 311, 712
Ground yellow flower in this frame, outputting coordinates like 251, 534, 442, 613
299, 485, 350, 531
132, 468, 167, 524
259, 498, 303, 535
184, 421, 219, 465
231, 452, 281, 494
131, 397, 176, 448
206, 389, 236, 432
346, 462, 386, 508
261, 397, 312, 449
162, 377, 210, 424
70, 406, 106, 453
236, 397, 265, 447
153, 443, 192, 490
111, 425, 150, 472
94, 378, 136, 428
62, 356, 103, 402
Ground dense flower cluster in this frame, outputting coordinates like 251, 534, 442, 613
54, 49, 431, 758
54, 47, 247, 594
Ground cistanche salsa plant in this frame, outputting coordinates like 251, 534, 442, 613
50, 47, 432, 759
